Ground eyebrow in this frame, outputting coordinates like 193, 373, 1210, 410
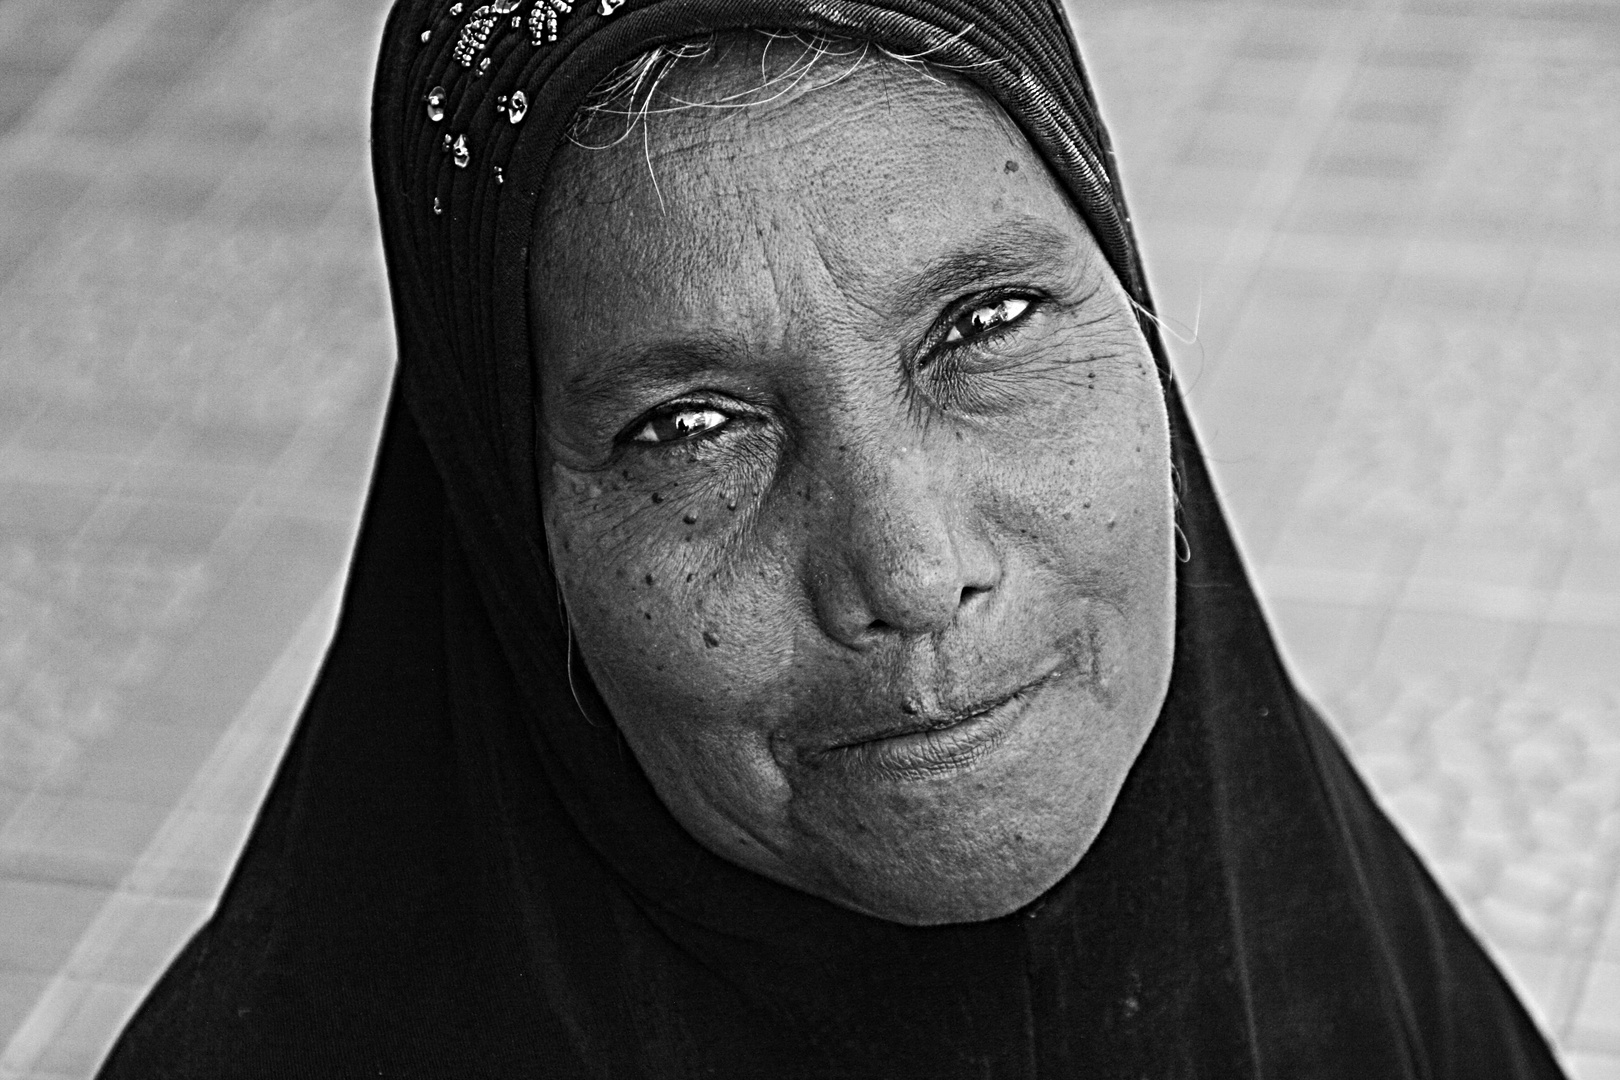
885, 217, 1082, 317
555, 217, 1083, 411
560, 334, 748, 414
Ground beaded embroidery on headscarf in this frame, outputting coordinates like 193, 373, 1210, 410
442, 0, 623, 68
419, 0, 599, 183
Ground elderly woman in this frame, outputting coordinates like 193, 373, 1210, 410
100, 0, 1564, 1076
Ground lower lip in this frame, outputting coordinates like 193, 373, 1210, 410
823, 682, 1047, 781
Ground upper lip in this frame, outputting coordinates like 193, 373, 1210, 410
819, 665, 1064, 753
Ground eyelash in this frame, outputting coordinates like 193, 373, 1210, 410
942, 294, 1035, 347
622, 400, 735, 447
925, 290, 1041, 364
620, 291, 1044, 448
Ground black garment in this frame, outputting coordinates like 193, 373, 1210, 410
101, 0, 1565, 1076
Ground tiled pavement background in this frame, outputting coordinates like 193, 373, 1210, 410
0, 0, 1613, 1075
1081, 4, 1620, 1074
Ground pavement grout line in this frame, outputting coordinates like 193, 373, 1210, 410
0, 0, 185, 181
1563, 859, 1620, 1047
1188, 0, 1407, 377
1256, 566, 1620, 628
0, 570, 345, 1079
0, 159, 381, 874
0, 399, 365, 845
0, 0, 55, 47
0, 0, 372, 318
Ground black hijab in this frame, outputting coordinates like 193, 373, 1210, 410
100, 0, 1565, 1076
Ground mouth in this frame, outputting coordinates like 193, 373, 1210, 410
809, 667, 1065, 781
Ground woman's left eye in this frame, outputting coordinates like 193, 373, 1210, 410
944, 296, 1032, 345
629, 405, 729, 445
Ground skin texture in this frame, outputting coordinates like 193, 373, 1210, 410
532, 43, 1175, 925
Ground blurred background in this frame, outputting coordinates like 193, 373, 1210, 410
0, 0, 1614, 1075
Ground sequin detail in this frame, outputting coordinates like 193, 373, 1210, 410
527, 0, 573, 45
452, 0, 525, 66
452, 11, 498, 65
430, 0, 629, 219
446, 0, 610, 66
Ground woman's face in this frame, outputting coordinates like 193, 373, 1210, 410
533, 51, 1174, 924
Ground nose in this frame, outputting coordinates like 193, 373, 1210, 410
807, 443, 1000, 648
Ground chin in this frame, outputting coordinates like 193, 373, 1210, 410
645, 626, 1170, 926
836, 855, 1085, 926
781, 805, 1100, 925
780, 783, 1116, 926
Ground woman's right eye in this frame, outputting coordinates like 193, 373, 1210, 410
943, 295, 1032, 346
628, 405, 729, 445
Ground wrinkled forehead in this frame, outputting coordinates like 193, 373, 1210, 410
529, 44, 1103, 358
531, 38, 1090, 286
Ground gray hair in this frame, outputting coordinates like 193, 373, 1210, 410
567, 30, 970, 149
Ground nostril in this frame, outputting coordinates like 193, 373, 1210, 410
814, 513, 1001, 644
958, 584, 992, 608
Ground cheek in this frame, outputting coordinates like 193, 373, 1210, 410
542, 459, 797, 728
981, 354, 1171, 556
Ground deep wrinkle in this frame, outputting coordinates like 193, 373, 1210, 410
533, 45, 1174, 924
